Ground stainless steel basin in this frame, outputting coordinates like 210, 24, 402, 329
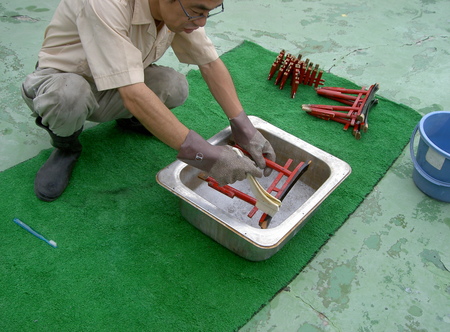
157, 116, 351, 261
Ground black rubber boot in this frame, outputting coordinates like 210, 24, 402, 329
116, 116, 153, 136
35, 117, 83, 202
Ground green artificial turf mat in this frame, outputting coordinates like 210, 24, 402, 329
0, 41, 421, 331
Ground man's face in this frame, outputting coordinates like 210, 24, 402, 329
157, 0, 223, 33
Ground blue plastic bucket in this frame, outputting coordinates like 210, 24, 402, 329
410, 111, 450, 202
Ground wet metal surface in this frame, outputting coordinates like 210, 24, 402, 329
157, 117, 351, 261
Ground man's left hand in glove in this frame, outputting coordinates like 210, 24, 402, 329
229, 111, 276, 176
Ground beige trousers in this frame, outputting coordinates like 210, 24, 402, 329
21, 65, 189, 136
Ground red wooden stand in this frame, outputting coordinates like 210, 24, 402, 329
198, 146, 311, 229
302, 83, 379, 139
268, 50, 325, 98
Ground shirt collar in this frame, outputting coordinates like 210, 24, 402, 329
132, 0, 154, 25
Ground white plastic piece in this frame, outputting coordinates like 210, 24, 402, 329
48, 240, 58, 248
232, 148, 281, 216
426, 146, 445, 171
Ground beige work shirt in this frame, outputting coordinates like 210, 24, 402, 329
38, 0, 219, 91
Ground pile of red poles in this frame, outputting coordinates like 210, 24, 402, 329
268, 50, 325, 98
268, 49, 379, 139
302, 84, 379, 140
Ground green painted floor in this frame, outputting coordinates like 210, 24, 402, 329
1, 0, 449, 331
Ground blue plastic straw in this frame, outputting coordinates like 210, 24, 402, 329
13, 218, 57, 248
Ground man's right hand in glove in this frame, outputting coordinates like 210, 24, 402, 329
177, 130, 262, 186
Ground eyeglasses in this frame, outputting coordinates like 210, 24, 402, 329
177, 0, 224, 21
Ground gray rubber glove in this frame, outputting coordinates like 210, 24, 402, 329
229, 111, 276, 176
177, 130, 263, 186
